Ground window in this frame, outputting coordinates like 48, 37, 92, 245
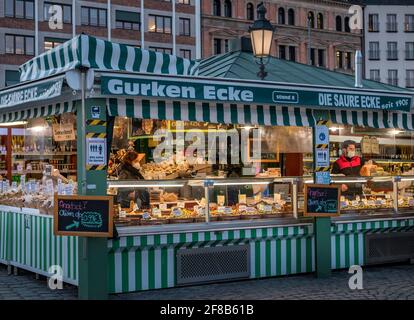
148, 15, 172, 34
336, 16, 342, 32
387, 42, 398, 60
5, 0, 34, 19
81, 7, 107, 27
406, 42, 414, 60
405, 15, 414, 32
317, 13, 323, 29
224, 39, 229, 53
246, 3, 254, 20
344, 17, 350, 32
213, 38, 229, 54
179, 18, 191, 36
388, 70, 398, 86
370, 69, 380, 82
318, 49, 325, 67
178, 0, 190, 4
407, 70, 414, 88
214, 38, 222, 54
289, 46, 296, 61
386, 14, 397, 32
368, 14, 379, 32
278, 8, 285, 24
336, 50, 343, 69
369, 42, 380, 60
5, 70, 20, 87
310, 48, 315, 66
44, 37, 66, 51
149, 47, 172, 54
115, 10, 140, 31
180, 49, 191, 59
224, 0, 231, 18
5, 34, 34, 55
213, 0, 221, 16
308, 12, 314, 28
44, 2, 71, 23
279, 45, 286, 60
345, 52, 352, 69
288, 9, 294, 26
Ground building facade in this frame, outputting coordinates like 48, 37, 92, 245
201, 0, 362, 73
364, 0, 414, 88
0, 0, 199, 88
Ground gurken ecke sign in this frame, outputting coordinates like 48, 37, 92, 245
101, 75, 413, 111
54, 195, 113, 237
0, 77, 63, 109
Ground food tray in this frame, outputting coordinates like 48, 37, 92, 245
218, 215, 241, 221
168, 218, 195, 224
240, 214, 262, 219
261, 213, 282, 219
140, 219, 169, 225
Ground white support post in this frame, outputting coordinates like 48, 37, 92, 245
72, 0, 76, 37
34, 0, 39, 55
172, 0, 176, 55
107, 0, 111, 41
141, 0, 145, 49
195, 0, 201, 59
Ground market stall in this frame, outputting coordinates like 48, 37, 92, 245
0, 35, 414, 297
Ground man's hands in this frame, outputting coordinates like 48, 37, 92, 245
341, 184, 348, 192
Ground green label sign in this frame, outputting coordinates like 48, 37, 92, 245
0, 77, 63, 109
101, 75, 413, 111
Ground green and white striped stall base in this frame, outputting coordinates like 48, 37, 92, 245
0, 210, 11, 264
331, 217, 414, 270
107, 224, 315, 293
0, 208, 78, 285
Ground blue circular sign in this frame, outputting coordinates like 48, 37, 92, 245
319, 132, 326, 142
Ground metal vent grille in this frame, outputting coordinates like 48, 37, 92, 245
176, 245, 250, 285
366, 232, 414, 265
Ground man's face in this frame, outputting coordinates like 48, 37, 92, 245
346, 144, 356, 153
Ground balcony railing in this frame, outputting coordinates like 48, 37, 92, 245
387, 50, 398, 60
386, 22, 398, 32
368, 23, 379, 32
404, 23, 414, 32
368, 50, 380, 60
387, 78, 399, 86
406, 50, 414, 60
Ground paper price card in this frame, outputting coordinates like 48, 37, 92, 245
159, 203, 168, 210
238, 194, 247, 204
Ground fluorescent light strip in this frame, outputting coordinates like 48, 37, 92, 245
108, 184, 184, 188
0, 121, 27, 127
400, 178, 414, 182
213, 181, 270, 186
331, 179, 367, 183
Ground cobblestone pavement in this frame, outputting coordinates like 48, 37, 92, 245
0, 265, 77, 300
1, 263, 414, 300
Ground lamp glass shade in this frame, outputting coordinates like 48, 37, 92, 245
250, 29, 273, 58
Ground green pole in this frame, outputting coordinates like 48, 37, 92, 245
77, 70, 108, 299
312, 122, 332, 278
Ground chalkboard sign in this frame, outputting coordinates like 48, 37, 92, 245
304, 184, 341, 217
54, 195, 113, 237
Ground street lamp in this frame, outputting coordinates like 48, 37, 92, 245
249, 3, 275, 80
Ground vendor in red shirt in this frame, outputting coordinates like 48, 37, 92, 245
331, 140, 373, 196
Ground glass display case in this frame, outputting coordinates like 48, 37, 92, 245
108, 175, 414, 227
107, 178, 293, 226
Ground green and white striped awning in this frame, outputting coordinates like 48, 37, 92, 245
108, 98, 414, 130
0, 100, 76, 123
19, 35, 199, 82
